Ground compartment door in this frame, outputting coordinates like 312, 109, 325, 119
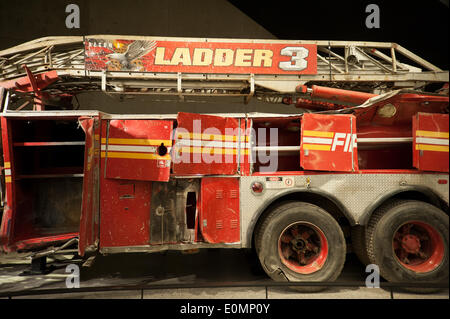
200, 177, 240, 243
78, 117, 100, 256
102, 119, 173, 181
413, 113, 449, 172
173, 112, 247, 175
300, 113, 358, 172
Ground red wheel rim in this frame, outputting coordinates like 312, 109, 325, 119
278, 222, 328, 275
393, 221, 445, 273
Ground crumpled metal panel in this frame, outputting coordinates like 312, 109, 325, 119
301, 113, 358, 172
413, 113, 449, 173
102, 119, 173, 182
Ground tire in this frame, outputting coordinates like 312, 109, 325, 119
255, 201, 346, 292
351, 226, 371, 266
366, 200, 449, 293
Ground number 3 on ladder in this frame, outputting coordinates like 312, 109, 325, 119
278, 47, 309, 71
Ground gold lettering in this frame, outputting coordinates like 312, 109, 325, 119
154, 47, 172, 65
235, 49, 253, 67
253, 49, 273, 67
214, 49, 234, 66
192, 48, 213, 66
171, 48, 191, 66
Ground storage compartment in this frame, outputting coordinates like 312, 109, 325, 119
252, 117, 301, 173
7, 118, 85, 243
357, 124, 414, 170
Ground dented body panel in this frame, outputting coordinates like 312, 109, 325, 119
0, 102, 448, 256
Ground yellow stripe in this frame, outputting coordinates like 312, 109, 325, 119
303, 130, 334, 138
416, 130, 449, 138
416, 144, 449, 152
4, 162, 10, 169
5, 176, 11, 183
101, 138, 172, 146
94, 134, 100, 140
302, 144, 332, 151
177, 132, 249, 142
101, 151, 171, 160
178, 147, 249, 155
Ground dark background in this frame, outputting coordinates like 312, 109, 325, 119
229, 0, 449, 69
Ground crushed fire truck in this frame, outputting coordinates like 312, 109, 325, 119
0, 35, 448, 289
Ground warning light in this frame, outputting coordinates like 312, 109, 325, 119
251, 182, 264, 194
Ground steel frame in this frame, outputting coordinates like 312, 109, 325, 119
0, 36, 448, 104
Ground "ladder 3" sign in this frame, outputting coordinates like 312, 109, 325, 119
85, 37, 317, 75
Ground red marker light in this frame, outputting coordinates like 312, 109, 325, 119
252, 182, 264, 193
438, 179, 447, 185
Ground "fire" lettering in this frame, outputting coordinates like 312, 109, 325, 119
331, 133, 357, 152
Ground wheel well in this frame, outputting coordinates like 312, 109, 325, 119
251, 191, 352, 249
361, 189, 449, 226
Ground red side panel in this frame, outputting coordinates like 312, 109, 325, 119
173, 112, 243, 175
0, 117, 14, 250
78, 117, 100, 256
102, 120, 173, 181
413, 113, 449, 172
300, 113, 358, 172
240, 118, 252, 176
99, 179, 151, 247
200, 178, 240, 243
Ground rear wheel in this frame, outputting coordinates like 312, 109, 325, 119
255, 201, 346, 292
366, 200, 448, 293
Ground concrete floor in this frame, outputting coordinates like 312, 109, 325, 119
0, 250, 448, 299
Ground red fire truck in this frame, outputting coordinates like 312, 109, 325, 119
0, 36, 448, 288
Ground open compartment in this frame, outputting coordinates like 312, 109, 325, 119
251, 117, 301, 173
356, 124, 414, 170
7, 118, 86, 244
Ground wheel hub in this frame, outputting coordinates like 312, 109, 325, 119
278, 222, 328, 275
393, 221, 445, 273
291, 238, 306, 252
401, 234, 421, 254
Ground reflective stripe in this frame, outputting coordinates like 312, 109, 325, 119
4, 162, 10, 169
302, 137, 333, 145
176, 139, 250, 149
5, 176, 11, 183
302, 144, 332, 151
177, 147, 249, 155
303, 130, 334, 138
4, 169, 11, 175
176, 132, 248, 142
416, 137, 449, 146
415, 144, 449, 152
101, 145, 159, 153
101, 138, 172, 146
416, 130, 449, 138
101, 151, 171, 160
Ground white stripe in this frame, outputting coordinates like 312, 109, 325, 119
101, 145, 158, 153
253, 146, 300, 151
176, 139, 250, 149
357, 137, 412, 143
416, 137, 449, 146
4, 169, 11, 176
302, 137, 333, 145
